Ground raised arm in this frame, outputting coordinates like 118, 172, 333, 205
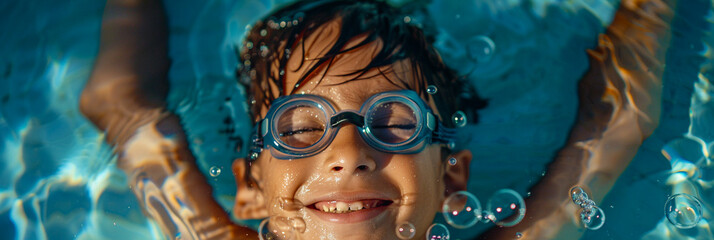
482, 0, 675, 238
80, 0, 256, 238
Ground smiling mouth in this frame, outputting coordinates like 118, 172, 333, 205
309, 200, 393, 214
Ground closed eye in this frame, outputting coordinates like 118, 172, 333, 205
279, 127, 324, 137
371, 124, 416, 129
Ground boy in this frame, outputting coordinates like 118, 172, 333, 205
80, 0, 673, 239
230, 1, 482, 239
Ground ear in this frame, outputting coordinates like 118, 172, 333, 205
443, 150, 472, 197
232, 158, 269, 220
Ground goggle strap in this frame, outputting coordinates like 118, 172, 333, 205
432, 121, 457, 144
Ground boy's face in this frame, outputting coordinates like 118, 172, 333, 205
233, 20, 470, 239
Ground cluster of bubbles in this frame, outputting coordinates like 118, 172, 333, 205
569, 186, 605, 230
266, 12, 305, 30
444, 190, 526, 227
664, 193, 703, 229
390, 189, 526, 239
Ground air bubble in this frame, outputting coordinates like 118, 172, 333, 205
426, 223, 449, 240
447, 141, 456, 150
395, 222, 416, 239
570, 186, 588, 205
486, 189, 526, 227
442, 191, 481, 229
209, 166, 221, 177
452, 111, 467, 128
467, 35, 495, 63
259, 218, 295, 240
664, 193, 702, 229
580, 206, 605, 230
260, 46, 270, 57
246, 42, 254, 49
426, 85, 438, 94
404, 16, 412, 23
448, 157, 457, 166
260, 29, 268, 37
515, 232, 523, 238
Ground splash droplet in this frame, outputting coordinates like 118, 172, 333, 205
466, 35, 495, 63
209, 166, 221, 177
395, 222, 416, 239
580, 206, 606, 230
665, 193, 702, 229
426, 223, 450, 240
448, 157, 457, 166
486, 189, 526, 227
426, 85, 438, 94
452, 111, 467, 128
442, 191, 481, 229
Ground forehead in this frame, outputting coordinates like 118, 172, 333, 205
267, 19, 418, 109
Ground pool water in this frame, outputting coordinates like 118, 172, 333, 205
0, 0, 712, 239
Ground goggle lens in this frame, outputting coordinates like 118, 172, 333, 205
276, 104, 327, 148
366, 101, 418, 144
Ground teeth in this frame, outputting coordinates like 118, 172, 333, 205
336, 202, 348, 213
349, 202, 363, 211
318, 201, 371, 213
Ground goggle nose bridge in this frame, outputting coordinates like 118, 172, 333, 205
329, 111, 365, 128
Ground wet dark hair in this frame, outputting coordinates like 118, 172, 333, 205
237, 0, 487, 128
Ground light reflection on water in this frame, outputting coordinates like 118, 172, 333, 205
0, 0, 712, 239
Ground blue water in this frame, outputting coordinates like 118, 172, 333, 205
0, 0, 712, 239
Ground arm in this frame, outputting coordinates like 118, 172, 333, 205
482, 0, 674, 238
80, 0, 256, 239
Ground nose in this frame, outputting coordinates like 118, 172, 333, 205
323, 125, 377, 174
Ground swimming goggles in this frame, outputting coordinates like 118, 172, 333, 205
248, 90, 456, 160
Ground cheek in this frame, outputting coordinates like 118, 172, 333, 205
257, 157, 309, 212
386, 148, 445, 225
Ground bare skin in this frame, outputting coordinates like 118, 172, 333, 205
481, 0, 675, 238
80, 0, 255, 239
80, 0, 674, 239
230, 19, 472, 239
